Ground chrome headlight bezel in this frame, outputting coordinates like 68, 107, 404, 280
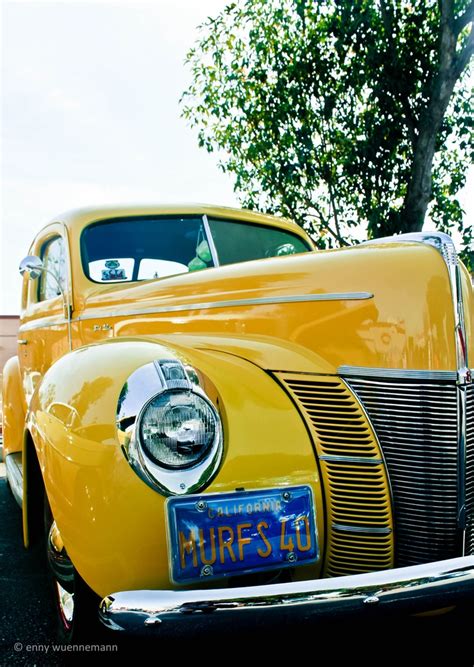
117, 359, 223, 496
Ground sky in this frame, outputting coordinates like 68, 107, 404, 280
1, 0, 473, 315
0, 0, 239, 314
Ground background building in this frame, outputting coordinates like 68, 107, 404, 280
0, 316, 19, 457
0, 316, 19, 373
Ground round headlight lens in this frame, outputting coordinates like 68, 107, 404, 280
138, 391, 218, 469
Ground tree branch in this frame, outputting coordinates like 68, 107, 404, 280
304, 201, 350, 246
318, 121, 344, 242
455, 23, 474, 77
380, 0, 416, 145
401, 0, 472, 231
454, 0, 474, 35
438, 0, 457, 78
327, 180, 342, 241
439, 0, 454, 25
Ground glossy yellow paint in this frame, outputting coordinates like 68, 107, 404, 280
78, 242, 458, 373
279, 373, 394, 576
1, 356, 26, 456
11, 205, 471, 600
28, 339, 324, 597
18, 205, 464, 378
52, 203, 315, 311
461, 262, 474, 364
18, 221, 72, 409
17, 204, 315, 395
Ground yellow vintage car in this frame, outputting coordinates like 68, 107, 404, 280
2, 204, 474, 639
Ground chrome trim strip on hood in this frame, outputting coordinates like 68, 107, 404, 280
19, 292, 373, 332
75, 292, 374, 322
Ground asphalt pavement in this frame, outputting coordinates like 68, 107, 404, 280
1, 467, 474, 666
0, 473, 59, 665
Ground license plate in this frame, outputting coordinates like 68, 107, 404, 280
166, 486, 318, 584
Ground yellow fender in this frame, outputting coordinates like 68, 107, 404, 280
25, 337, 324, 596
2, 356, 26, 457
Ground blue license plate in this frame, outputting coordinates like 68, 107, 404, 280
166, 486, 318, 584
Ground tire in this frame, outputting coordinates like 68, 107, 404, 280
43, 492, 103, 643
54, 571, 102, 643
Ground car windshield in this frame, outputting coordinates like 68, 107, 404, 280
81, 215, 311, 284
208, 218, 310, 265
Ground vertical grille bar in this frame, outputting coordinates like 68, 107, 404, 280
346, 377, 459, 566
465, 384, 474, 553
276, 373, 394, 577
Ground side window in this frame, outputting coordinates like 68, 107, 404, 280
39, 236, 67, 301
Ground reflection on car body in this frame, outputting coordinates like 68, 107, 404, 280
2, 204, 474, 639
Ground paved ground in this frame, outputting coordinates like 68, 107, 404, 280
1, 466, 474, 665
0, 474, 62, 665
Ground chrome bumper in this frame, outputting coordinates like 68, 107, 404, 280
99, 556, 474, 634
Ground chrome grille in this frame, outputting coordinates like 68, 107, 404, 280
276, 373, 393, 576
466, 384, 474, 554
346, 377, 459, 566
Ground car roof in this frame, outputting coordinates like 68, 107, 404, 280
47, 204, 311, 243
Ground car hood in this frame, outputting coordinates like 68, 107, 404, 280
80, 242, 472, 374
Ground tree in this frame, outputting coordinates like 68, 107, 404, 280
181, 0, 474, 265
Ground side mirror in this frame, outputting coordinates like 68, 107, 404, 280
19, 255, 44, 280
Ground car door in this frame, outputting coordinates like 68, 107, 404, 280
18, 224, 72, 405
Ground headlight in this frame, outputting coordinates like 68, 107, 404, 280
117, 358, 223, 496
139, 391, 218, 469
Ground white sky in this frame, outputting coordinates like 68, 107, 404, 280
1, 0, 473, 314
0, 0, 238, 314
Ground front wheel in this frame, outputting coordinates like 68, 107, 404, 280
44, 493, 102, 642
53, 571, 102, 643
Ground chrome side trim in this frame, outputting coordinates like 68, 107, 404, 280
18, 292, 374, 332
19, 317, 67, 333
5, 452, 23, 508
99, 556, 474, 633
319, 455, 383, 465
75, 292, 374, 322
339, 366, 458, 381
332, 523, 392, 535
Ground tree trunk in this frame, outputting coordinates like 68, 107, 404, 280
401, 0, 473, 233
401, 80, 457, 232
